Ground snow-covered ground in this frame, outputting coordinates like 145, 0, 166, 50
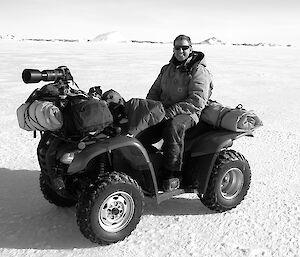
0, 41, 299, 257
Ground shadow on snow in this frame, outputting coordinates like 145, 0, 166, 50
0, 168, 212, 250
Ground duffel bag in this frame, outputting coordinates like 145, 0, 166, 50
17, 100, 63, 131
200, 100, 263, 132
125, 98, 166, 136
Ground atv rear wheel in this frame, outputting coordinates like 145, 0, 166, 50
39, 173, 77, 207
76, 171, 144, 245
199, 150, 251, 212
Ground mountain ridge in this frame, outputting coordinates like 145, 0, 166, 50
0, 32, 293, 47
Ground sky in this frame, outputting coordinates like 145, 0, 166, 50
1, 0, 300, 45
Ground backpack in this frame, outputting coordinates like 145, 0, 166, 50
62, 95, 113, 136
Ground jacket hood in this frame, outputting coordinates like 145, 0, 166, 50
170, 51, 206, 73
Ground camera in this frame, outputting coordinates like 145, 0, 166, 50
22, 66, 73, 83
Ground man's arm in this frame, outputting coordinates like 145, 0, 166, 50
146, 66, 168, 101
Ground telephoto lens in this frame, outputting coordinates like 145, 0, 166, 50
22, 69, 43, 83
22, 67, 71, 83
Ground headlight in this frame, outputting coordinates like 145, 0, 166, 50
60, 151, 81, 164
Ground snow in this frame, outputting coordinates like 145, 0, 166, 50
0, 41, 299, 257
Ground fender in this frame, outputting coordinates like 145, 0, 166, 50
188, 129, 253, 157
68, 135, 153, 174
185, 129, 253, 194
68, 135, 160, 197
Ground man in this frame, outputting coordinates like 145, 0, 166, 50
140, 35, 213, 191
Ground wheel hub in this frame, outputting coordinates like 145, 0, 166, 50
98, 191, 135, 232
220, 168, 244, 200
111, 207, 121, 216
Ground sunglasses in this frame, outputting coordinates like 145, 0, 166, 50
174, 45, 190, 51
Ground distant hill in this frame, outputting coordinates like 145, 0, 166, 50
197, 37, 227, 45
90, 31, 128, 43
0, 33, 293, 47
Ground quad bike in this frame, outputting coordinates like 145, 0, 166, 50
21, 67, 256, 245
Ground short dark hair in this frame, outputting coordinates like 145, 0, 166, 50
173, 35, 192, 46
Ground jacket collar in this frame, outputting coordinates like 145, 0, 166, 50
170, 51, 206, 73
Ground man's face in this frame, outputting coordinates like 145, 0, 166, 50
173, 39, 192, 62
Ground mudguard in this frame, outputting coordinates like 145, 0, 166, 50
184, 129, 253, 194
67, 135, 159, 195
68, 135, 154, 174
187, 129, 253, 156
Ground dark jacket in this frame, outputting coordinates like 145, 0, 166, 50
125, 98, 165, 136
146, 51, 213, 123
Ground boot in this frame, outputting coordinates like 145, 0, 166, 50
161, 170, 181, 192
162, 177, 180, 192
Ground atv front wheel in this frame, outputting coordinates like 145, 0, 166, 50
199, 150, 251, 212
76, 171, 144, 245
39, 173, 77, 207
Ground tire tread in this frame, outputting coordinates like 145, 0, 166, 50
76, 171, 144, 244
200, 150, 251, 212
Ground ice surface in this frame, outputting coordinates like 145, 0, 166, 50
0, 41, 299, 257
